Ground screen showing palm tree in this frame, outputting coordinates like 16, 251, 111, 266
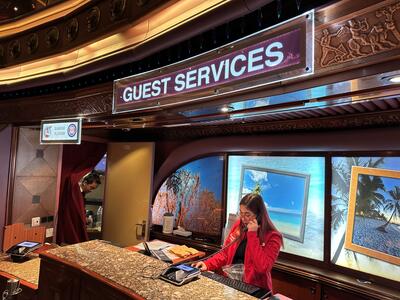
345, 166, 400, 266
331, 156, 400, 283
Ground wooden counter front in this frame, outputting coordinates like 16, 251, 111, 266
0, 252, 41, 300
38, 240, 256, 300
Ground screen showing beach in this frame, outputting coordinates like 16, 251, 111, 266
152, 156, 224, 239
331, 157, 400, 282
227, 155, 325, 260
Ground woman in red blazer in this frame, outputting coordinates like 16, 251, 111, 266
193, 193, 283, 292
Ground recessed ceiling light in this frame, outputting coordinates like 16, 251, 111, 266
388, 75, 400, 83
382, 74, 400, 84
220, 105, 233, 113
131, 117, 144, 122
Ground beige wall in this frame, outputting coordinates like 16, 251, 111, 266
102, 142, 154, 247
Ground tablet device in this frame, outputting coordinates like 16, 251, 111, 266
6, 240, 42, 262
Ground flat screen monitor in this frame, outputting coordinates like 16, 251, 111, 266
227, 155, 325, 261
152, 156, 224, 242
331, 156, 400, 282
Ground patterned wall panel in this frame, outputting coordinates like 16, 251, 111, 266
12, 128, 60, 226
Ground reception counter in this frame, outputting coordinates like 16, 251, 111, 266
38, 240, 258, 300
0, 252, 40, 300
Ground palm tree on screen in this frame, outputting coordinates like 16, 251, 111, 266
331, 157, 384, 264
377, 186, 400, 232
356, 173, 385, 217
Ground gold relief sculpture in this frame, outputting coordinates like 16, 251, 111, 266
27, 33, 39, 55
66, 18, 79, 42
46, 27, 60, 48
87, 7, 101, 33
110, 0, 126, 21
317, 1, 400, 67
8, 40, 21, 59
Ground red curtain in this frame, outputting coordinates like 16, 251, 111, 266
56, 141, 107, 244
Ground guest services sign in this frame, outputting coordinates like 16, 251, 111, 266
113, 11, 314, 113
40, 118, 82, 144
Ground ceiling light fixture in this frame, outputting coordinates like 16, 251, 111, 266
220, 105, 234, 113
381, 74, 400, 84
388, 75, 400, 83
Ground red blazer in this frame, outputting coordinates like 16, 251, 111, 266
204, 219, 282, 291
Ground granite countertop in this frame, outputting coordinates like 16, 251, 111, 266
0, 253, 40, 286
46, 240, 256, 300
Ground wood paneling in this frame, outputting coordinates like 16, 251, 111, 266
272, 269, 321, 300
3, 223, 45, 252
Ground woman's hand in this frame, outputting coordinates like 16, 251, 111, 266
191, 261, 208, 271
247, 218, 259, 232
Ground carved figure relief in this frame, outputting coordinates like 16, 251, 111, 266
46, 27, 60, 48
87, 7, 101, 32
8, 40, 21, 59
27, 33, 39, 54
110, 0, 126, 21
66, 18, 79, 42
317, 1, 400, 67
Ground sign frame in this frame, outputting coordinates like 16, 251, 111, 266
113, 10, 314, 114
40, 118, 82, 145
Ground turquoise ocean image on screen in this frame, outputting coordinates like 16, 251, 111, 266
227, 155, 325, 261
241, 167, 309, 242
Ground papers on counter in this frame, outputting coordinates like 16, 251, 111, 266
135, 240, 174, 251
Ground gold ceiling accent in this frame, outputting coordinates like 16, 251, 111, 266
0, 0, 91, 38
0, 0, 230, 86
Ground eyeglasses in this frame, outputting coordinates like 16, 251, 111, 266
238, 211, 255, 218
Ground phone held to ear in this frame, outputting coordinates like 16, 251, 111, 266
242, 215, 261, 232
159, 264, 201, 286
256, 214, 261, 224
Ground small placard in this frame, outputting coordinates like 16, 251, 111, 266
40, 118, 82, 144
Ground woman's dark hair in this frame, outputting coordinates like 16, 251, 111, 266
239, 193, 282, 244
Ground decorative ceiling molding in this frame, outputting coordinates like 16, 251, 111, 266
0, 0, 235, 86
0, 84, 113, 123
0, 0, 90, 37
121, 109, 400, 140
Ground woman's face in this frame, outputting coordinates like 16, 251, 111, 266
239, 205, 256, 225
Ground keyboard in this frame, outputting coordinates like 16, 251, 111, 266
202, 271, 271, 299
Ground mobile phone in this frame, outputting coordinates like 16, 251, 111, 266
256, 215, 261, 224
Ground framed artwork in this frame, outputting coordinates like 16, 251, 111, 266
239, 166, 310, 242
345, 166, 400, 266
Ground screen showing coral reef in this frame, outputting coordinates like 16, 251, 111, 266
152, 156, 224, 238
331, 157, 400, 282
227, 155, 325, 260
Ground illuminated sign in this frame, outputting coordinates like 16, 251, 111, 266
113, 11, 314, 113
40, 118, 82, 144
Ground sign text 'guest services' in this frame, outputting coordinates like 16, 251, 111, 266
113, 12, 313, 113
